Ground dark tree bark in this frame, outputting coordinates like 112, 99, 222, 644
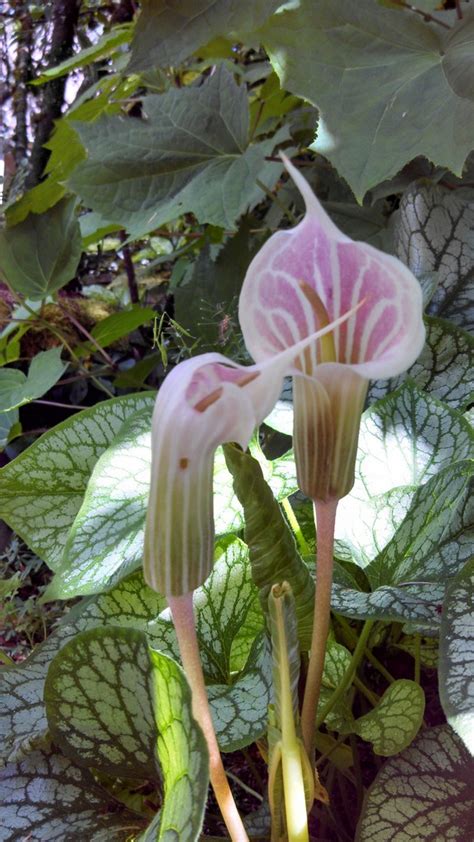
26, 0, 81, 187
11, 0, 33, 167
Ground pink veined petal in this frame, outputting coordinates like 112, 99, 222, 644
239, 154, 425, 381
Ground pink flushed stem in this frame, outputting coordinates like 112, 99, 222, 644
301, 498, 339, 758
168, 593, 249, 842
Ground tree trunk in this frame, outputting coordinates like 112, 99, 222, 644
26, 0, 81, 188
12, 0, 33, 167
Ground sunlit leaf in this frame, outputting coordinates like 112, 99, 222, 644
44, 627, 158, 778
0, 571, 165, 764
352, 680, 425, 756
439, 557, 474, 755
0, 394, 155, 572
357, 725, 474, 840
33, 25, 132, 84
368, 316, 474, 410
144, 650, 208, 842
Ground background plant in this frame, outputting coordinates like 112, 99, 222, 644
0, 1, 473, 840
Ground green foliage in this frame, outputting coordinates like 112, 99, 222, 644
261, 0, 474, 200
2, 2, 474, 837
0, 348, 66, 412
439, 557, 474, 755
128, 0, 281, 70
0, 198, 82, 299
69, 67, 288, 238
146, 650, 209, 842
0, 737, 142, 840
357, 726, 474, 840
44, 626, 158, 778
224, 443, 315, 649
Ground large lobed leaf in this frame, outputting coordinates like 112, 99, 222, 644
69, 66, 288, 238
128, 0, 282, 70
261, 0, 474, 200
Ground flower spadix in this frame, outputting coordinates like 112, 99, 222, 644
239, 154, 426, 502
144, 310, 359, 597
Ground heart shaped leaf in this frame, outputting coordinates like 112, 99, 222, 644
0, 393, 156, 571
357, 725, 474, 841
352, 680, 425, 756
0, 738, 143, 841
0, 197, 82, 299
44, 626, 158, 778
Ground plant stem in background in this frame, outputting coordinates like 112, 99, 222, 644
316, 620, 374, 729
120, 230, 139, 303
168, 593, 249, 842
301, 498, 338, 756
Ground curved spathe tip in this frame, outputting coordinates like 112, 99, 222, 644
279, 151, 349, 241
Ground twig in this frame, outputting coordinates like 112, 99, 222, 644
256, 178, 297, 225
31, 399, 85, 410
56, 302, 116, 368
455, 0, 463, 19
226, 771, 263, 802
120, 230, 139, 303
391, 0, 451, 29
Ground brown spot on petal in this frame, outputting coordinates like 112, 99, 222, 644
179, 457, 189, 470
194, 386, 223, 412
236, 371, 260, 387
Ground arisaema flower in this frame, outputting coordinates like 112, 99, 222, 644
238, 153, 426, 758
239, 153, 426, 502
144, 306, 359, 597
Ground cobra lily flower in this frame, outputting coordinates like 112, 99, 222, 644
238, 153, 426, 758
239, 153, 425, 502
144, 305, 360, 597
144, 312, 359, 842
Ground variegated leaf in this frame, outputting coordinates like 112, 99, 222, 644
44, 627, 157, 778
395, 181, 474, 331
0, 393, 156, 571
439, 557, 474, 755
0, 738, 143, 840
357, 726, 474, 841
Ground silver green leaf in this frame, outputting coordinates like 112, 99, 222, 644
333, 461, 473, 627
69, 66, 288, 238
261, 0, 474, 200
44, 626, 157, 778
394, 181, 474, 331
128, 0, 281, 70
352, 680, 425, 756
0, 571, 165, 764
368, 316, 474, 410
0, 197, 82, 299
0, 738, 143, 841
317, 638, 354, 732
144, 650, 209, 842
0, 393, 155, 571
356, 725, 474, 841
0, 347, 67, 412
45, 409, 152, 600
148, 537, 271, 753
439, 557, 474, 755
355, 382, 473, 500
